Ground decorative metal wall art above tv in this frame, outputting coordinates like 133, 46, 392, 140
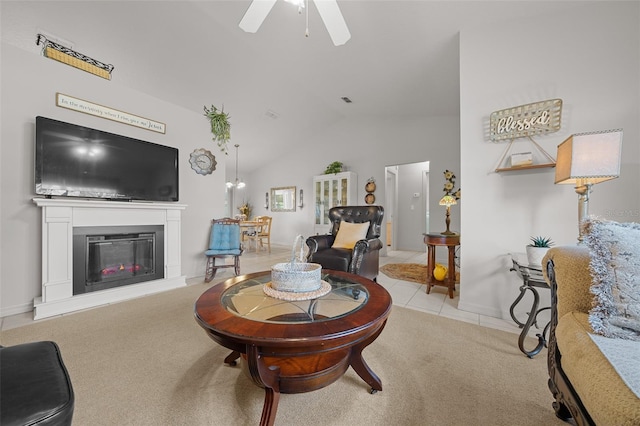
35, 116, 179, 201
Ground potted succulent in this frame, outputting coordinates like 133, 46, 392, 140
203, 104, 231, 154
526, 236, 554, 267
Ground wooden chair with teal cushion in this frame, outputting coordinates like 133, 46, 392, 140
205, 218, 243, 282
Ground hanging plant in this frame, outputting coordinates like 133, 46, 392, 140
203, 104, 231, 154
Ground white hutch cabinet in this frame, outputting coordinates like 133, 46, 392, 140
313, 171, 357, 235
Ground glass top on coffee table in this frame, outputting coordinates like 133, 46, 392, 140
221, 272, 368, 324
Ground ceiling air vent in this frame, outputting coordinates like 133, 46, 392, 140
264, 109, 279, 119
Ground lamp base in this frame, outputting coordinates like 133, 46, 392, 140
575, 183, 592, 244
441, 206, 457, 236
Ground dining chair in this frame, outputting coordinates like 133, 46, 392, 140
240, 217, 260, 250
204, 218, 243, 282
246, 216, 272, 253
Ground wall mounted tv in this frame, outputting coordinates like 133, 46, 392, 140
35, 116, 179, 202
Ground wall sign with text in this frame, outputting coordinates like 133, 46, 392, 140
489, 98, 562, 142
56, 93, 166, 134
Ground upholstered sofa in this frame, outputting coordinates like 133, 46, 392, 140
543, 225, 640, 425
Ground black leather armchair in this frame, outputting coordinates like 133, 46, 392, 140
306, 205, 384, 281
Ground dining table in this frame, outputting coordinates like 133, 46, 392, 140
240, 220, 262, 252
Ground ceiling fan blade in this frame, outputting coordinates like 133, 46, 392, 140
313, 0, 351, 46
239, 0, 278, 33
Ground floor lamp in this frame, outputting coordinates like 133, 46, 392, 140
554, 129, 623, 242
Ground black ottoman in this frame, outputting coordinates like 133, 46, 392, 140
1, 341, 74, 425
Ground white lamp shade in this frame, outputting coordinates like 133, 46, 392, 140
555, 129, 623, 185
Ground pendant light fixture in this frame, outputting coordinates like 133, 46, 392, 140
227, 144, 246, 189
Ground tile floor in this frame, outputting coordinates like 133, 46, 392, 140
1, 245, 545, 345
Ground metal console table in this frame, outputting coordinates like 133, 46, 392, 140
509, 257, 551, 358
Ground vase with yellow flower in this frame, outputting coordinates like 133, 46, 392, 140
238, 201, 252, 220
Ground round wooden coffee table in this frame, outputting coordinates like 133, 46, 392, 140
194, 270, 392, 426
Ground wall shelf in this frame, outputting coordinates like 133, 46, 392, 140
493, 136, 556, 173
495, 163, 556, 173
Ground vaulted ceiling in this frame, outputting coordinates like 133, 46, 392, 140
2, 0, 584, 172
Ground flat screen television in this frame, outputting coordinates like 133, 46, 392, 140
35, 116, 179, 202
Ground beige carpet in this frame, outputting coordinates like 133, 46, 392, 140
380, 263, 460, 285
1, 282, 563, 426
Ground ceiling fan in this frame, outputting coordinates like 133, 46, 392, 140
239, 0, 351, 46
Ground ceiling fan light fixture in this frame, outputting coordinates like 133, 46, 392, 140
240, 0, 350, 46
239, 0, 277, 33
313, 0, 350, 46
284, 0, 305, 9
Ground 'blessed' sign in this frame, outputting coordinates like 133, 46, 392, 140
490, 99, 562, 142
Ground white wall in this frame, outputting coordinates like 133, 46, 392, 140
7, 3, 632, 322
0, 42, 460, 317
0, 43, 227, 316
458, 2, 640, 318
239, 115, 460, 251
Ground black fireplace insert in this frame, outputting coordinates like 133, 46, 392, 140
73, 225, 164, 295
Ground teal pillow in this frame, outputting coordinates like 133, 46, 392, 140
209, 223, 240, 251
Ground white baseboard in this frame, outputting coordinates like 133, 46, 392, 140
33, 276, 187, 320
0, 302, 34, 318
457, 300, 503, 319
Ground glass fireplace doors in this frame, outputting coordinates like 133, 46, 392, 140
73, 225, 165, 295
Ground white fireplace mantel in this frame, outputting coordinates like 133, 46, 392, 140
33, 198, 187, 319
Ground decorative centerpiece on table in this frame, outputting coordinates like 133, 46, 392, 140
238, 201, 252, 220
263, 235, 330, 301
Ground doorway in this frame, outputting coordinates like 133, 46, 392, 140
385, 161, 429, 251
385, 166, 398, 251
384, 161, 429, 252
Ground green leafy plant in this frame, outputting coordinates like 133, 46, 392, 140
324, 161, 344, 174
528, 236, 554, 248
203, 104, 231, 154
